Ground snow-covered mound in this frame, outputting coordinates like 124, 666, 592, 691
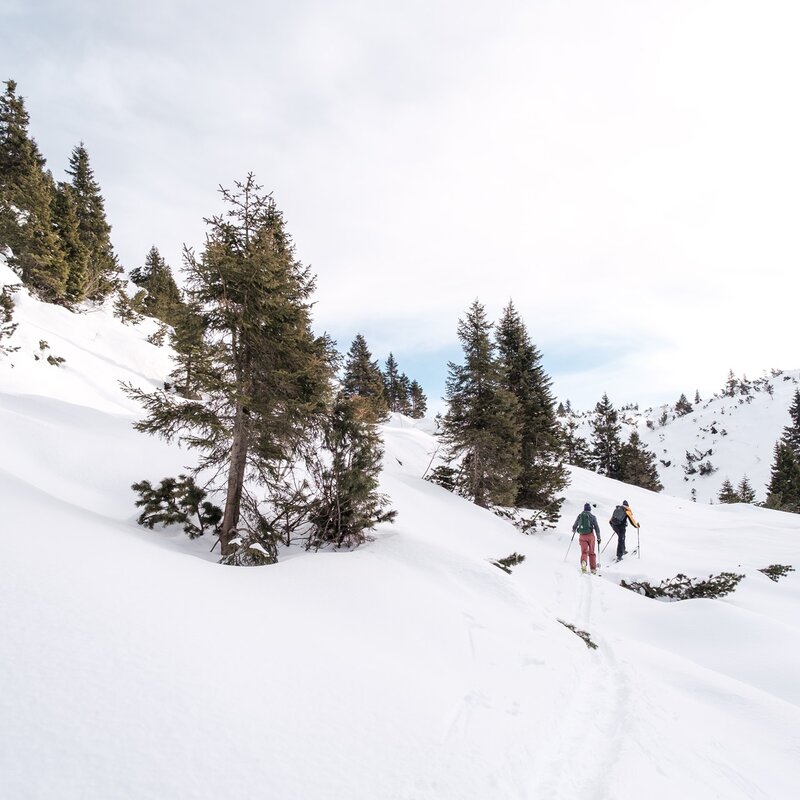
2, 261, 800, 799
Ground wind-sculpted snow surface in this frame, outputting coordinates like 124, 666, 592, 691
1, 260, 800, 799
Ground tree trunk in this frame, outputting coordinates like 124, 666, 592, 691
221, 400, 250, 557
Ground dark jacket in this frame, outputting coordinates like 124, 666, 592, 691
572, 511, 600, 537
610, 505, 639, 531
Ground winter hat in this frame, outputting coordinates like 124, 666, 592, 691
583, 502, 591, 512
622, 500, 629, 507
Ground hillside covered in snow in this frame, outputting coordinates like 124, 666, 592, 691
562, 370, 800, 506
2, 260, 800, 799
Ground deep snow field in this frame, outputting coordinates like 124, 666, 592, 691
2, 260, 799, 800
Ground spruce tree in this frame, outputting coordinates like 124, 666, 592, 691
764, 442, 800, 513
341, 334, 388, 421
397, 372, 412, 415
495, 300, 567, 518
130, 245, 183, 327
306, 394, 397, 549
782, 390, 800, 455
618, 431, 663, 491
52, 182, 90, 300
126, 175, 334, 559
590, 393, 623, 479
0, 80, 68, 300
736, 475, 756, 504
409, 379, 427, 419
675, 393, 693, 416
65, 142, 118, 299
440, 300, 521, 508
717, 479, 738, 504
562, 414, 592, 468
383, 352, 401, 411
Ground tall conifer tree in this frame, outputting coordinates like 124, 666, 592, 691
495, 301, 567, 518
52, 182, 90, 300
764, 393, 800, 513
618, 431, 663, 491
440, 300, 521, 508
130, 245, 183, 327
764, 443, 800, 513
126, 175, 334, 559
65, 142, 118, 299
342, 334, 388, 421
590, 393, 623, 479
409, 379, 427, 419
782, 390, 800, 454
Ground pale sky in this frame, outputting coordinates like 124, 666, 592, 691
3, 0, 799, 414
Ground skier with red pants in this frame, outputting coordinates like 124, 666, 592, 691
572, 503, 601, 574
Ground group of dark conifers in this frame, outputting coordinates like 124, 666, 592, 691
570, 501, 640, 574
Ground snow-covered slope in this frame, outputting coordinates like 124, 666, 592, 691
2, 261, 800, 799
638, 373, 800, 503
566, 372, 800, 505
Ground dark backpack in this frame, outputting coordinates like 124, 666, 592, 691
576, 511, 593, 534
611, 505, 627, 526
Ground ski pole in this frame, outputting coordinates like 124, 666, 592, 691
563, 530, 576, 562
637, 525, 641, 558
601, 529, 617, 554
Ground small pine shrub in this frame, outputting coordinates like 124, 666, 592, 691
491, 552, 526, 574
557, 619, 598, 650
426, 464, 458, 492
620, 571, 745, 601
758, 564, 795, 583
221, 529, 278, 566
132, 475, 222, 539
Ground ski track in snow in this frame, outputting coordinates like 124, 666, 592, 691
527, 573, 631, 800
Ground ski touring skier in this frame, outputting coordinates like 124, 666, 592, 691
609, 500, 640, 561
572, 502, 601, 574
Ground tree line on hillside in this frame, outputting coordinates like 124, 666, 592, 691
0, 80, 118, 303
0, 79, 424, 564
557, 395, 663, 493
5, 79, 799, 567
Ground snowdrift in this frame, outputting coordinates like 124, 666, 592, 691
2, 260, 799, 799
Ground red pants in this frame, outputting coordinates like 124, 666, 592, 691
579, 534, 597, 570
